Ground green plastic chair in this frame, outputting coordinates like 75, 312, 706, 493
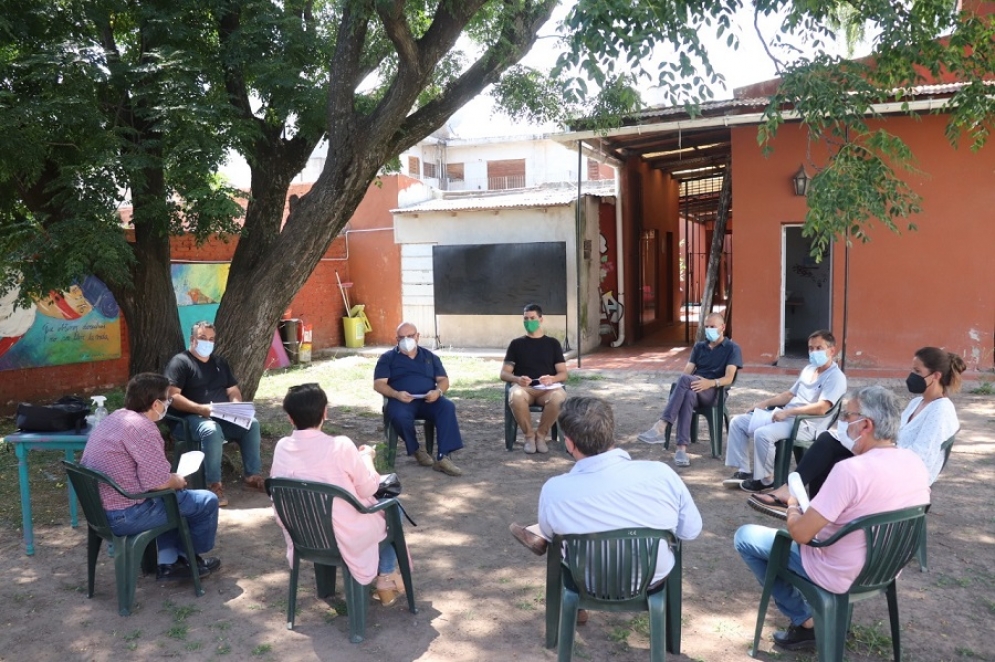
916, 430, 958, 572
663, 372, 738, 458
545, 528, 682, 661
381, 397, 435, 470
266, 478, 417, 643
771, 398, 843, 488
503, 381, 561, 451
750, 504, 929, 662
62, 460, 204, 616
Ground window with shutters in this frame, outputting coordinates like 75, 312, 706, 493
486, 159, 525, 190
408, 155, 420, 176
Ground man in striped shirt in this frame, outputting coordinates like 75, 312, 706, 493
81, 373, 221, 581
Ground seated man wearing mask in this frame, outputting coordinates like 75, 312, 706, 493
734, 386, 930, 651
500, 303, 569, 454
637, 312, 741, 467
374, 322, 465, 476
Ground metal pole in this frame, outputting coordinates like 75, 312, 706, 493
840, 233, 850, 372
576, 141, 583, 368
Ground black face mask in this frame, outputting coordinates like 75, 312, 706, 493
906, 372, 928, 394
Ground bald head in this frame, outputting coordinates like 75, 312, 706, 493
396, 322, 417, 337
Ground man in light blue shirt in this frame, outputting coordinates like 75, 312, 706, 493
510, 396, 702, 585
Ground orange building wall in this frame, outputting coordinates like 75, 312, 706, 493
731, 116, 995, 370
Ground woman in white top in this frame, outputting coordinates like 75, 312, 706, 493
749, 346, 963, 516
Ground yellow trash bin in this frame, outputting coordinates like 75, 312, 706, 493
342, 305, 372, 348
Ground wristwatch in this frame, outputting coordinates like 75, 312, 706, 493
715, 379, 720, 388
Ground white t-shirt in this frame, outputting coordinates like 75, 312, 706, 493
787, 363, 848, 437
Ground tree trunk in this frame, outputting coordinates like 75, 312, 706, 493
697, 161, 732, 341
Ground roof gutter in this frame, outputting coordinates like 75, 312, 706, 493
552, 97, 954, 145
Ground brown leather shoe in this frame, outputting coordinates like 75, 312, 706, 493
576, 609, 589, 625
243, 475, 266, 492
208, 482, 228, 507
509, 522, 548, 556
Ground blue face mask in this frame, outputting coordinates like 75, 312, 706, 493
704, 328, 721, 343
195, 340, 214, 358
809, 350, 828, 367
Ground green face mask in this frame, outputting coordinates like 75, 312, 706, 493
524, 319, 541, 333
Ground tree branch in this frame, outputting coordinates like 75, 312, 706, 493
376, 0, 420, 74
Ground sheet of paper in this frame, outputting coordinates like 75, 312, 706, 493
176, 451, 204, 477
532, 383, 563, 391
210, 401, 256, 430
747, 407, 778, 435
788, 472, 811, 512
408, 393, 429, 399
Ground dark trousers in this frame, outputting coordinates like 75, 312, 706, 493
660, 374, 718, 446
796, 430, 854, 497
385, 396, 464, 459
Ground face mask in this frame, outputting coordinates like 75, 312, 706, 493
836, 418, 864, 452
906, 372, 928, 394
704, 328, 720, 342
398, 337, 417, 353
195, 340, 214, 358
524, 319, 541, 334
809, 350, 828, 367
155, 400, 168, 421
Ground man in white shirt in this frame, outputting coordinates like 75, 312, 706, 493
723, 329, 847, 492
509, 396, 702, 586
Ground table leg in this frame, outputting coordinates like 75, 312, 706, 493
64, 449, 78, 528
14, 443, 35, 556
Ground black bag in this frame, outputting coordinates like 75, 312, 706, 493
374, 473, 402, 499
15, 396, 91, 433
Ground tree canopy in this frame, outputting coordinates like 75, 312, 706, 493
1, 0, 993, 394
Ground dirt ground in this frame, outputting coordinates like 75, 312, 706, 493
2, 367, 993, 662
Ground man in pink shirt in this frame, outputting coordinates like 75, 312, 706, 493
734, 386, 930, 651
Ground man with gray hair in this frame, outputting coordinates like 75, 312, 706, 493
374, 321, 464, 476
734, 386, 930, 651
509, 396, 702, 592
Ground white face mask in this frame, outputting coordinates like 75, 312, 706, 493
836, 418, 865, 452
155, 399, 168, 421
195, 339, 214, 358
398, 337, 417, 353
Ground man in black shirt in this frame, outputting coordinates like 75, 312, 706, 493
164, 321, 264, 507
500, 304, 568, 454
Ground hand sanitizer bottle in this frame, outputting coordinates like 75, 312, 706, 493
91, 395, 109, 427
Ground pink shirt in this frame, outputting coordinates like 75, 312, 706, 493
80, 408, 173, 511
270, 429, 385, 584
802, 447, 930, 593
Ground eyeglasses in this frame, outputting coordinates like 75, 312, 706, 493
840, 410, 865, 421
397, 333, 416, 340
159, 397, 173, 407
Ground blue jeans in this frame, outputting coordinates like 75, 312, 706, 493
174, 415, 262, 484
105, 490, 219, 565
660, 374, 718, 447
378, 542, 398, 574
734, 524, 813, 626
385, 396, 463, 459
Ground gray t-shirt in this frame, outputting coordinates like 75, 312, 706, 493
787, 363, 847, 437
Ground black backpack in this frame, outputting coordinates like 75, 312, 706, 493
15, 396, 91, 433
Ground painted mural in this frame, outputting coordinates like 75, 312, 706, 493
0, 276, 122, 370
171, 263, 229, 341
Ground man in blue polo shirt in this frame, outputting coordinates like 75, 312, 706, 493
638, 312, 742, 467
374, 321, 464, 476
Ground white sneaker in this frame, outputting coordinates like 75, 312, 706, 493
638, 425, 668, 444
674, 449, 690, 467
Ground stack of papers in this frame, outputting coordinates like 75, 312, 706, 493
176, 451, 205, 477
210, 401, 256, 430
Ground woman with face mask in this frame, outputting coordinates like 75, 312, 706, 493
748, 346, 964, 519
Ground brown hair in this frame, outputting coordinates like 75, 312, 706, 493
914, 347, 966, 394
557, 396, 615, 456
125, 372, 169, 413
808, 329, 836, 346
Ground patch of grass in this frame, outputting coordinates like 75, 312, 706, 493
629, 614, 650, 638
984, 598, 995, 614
122, 630, 142, 642
252, 643, 272, 655
210, 621, 232, 632
847, 621, 892, 657
969, 379, 994, 395
216, 642, 232, 655
956, 647, 980, 657
165, 625, 188, 640
608, 625, 630, 644
184, 641, 203, 652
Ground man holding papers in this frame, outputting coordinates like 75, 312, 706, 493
501, 303, 568, 454
374, 321, 465, 476
81, 373, 221, 582
165, 321, 264, 506
722, 329, 846, 492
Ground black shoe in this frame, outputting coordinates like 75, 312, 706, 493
722, 471, 753, 488
773, 624, 816, 651
195, 555, 222, 574
740, 479, 772, 493
155, 557, 193, 582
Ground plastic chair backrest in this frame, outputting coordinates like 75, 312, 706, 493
557, 528, 673, 605
809, 504, 928, 594
938, 430, 958, 473
268, 479, 372, 560
63, 461, 116, 536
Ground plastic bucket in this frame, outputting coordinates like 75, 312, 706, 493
343, 316, 366, 348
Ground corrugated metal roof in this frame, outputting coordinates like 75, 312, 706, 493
392, 182, 615, 214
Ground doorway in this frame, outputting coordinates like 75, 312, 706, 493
781, 226, 832, 357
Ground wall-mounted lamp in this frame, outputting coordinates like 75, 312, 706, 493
792, 164, 811, 197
